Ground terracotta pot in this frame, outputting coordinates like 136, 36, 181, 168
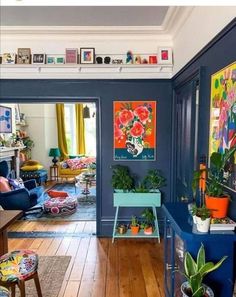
131, 225, 139, 235
205, 195, 229, 218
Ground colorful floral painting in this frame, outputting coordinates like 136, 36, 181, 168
209, 62, 236, 156
114, 101, 156, 160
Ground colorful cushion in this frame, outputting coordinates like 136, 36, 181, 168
21, 164, 43, 171
0, 250, 38, 282
0, 177, 11, 193
8, 178, 25, 190
44, 196, 77, 216
0, 286, 10, 297
47, 190, 68, 198
66, 159, 86, 170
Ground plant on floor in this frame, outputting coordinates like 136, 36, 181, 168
181, 243, 227, 297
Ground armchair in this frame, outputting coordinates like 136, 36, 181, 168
0, 161, 44, 211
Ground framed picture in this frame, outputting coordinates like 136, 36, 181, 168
32, 54, 45, 64
2, 53, 16, 64
17, 48, 31, 64
113, 101, 156, 161
55, 56, 65, 64
46, 56, 55, 64
80, 48, 95, 64
65, 48, 78, 64
158, 47, 172, 64
0, 105, 12, 133
15, 104, 20, 124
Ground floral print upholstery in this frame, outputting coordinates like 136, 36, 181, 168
0, 286, 10, 297
0, 250, 38, 282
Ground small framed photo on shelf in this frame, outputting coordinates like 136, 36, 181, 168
46, 56, 55, 64
32, 54, 46, 64
2, 53, 16, 64
55, 56, 65, 64
65, 48, 78, 64
158, 47, 173, 65
17, 48, 31, 64
80, 48, 95, 64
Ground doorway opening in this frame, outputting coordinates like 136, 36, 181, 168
0, 100, 99, 236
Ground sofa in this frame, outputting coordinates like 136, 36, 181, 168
58, 156, 96, 180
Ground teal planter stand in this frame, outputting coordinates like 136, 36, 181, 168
112, 191, 161, 243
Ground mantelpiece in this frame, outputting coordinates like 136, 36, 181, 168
0, 146, 25, 178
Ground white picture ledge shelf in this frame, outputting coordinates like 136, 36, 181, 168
0, 64, 173, 79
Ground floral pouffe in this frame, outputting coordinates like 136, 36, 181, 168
43, 196, 78, 216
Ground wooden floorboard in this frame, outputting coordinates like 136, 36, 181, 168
8, 220, 164, 297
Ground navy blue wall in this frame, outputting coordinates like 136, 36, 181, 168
0, 79, 173, 235
173, 19, 236, 219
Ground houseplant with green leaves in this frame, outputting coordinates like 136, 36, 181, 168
140, 208, 156, 235
111, 164, 134, 192
191, 204, 211, 233
181, 243, 227, 297
192, 147, 236, 218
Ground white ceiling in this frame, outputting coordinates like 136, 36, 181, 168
0, 6, 170, 26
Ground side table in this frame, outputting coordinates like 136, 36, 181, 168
50, 165, 59, 181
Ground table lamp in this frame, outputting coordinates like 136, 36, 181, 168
49, 148, 61, 165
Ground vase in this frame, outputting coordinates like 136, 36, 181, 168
181, 281, 214, 297
195, 217, 211, 233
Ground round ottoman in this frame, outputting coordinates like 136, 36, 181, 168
43, 196, 77, 216
0, 286, 10, 297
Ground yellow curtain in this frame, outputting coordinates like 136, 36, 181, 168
56, 103, 68, 159
75, 104, 85, 155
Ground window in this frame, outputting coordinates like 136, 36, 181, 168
64, 103, 96, 156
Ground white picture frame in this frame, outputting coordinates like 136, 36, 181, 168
158, 47, 173, 65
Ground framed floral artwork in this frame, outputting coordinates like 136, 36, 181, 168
113, 101, 156, 160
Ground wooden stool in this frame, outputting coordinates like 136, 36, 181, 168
0, 250, 42, 297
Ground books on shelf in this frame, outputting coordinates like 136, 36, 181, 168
210, 217, 236, 231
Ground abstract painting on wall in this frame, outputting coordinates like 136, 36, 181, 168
113, 101, 156, 160
209, 62, 236, 156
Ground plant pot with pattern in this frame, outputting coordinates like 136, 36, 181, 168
191, 204, 211, 233
181, 243, 227, 297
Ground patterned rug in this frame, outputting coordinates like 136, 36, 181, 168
23, 183, 96, 221
14, 256, 71, 297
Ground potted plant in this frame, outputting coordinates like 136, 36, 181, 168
191, 204, 211, 233
111, 164, 134, 192
143, 169, 166, 192
181, 243, 227, 297
141, 208, 155, 235
192, 147, 236, 218
130, 215, 139, 235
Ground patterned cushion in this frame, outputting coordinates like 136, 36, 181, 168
44, 197, 77, 216
0, 177, 11, 193
0, 286, 10, 297
0, 250, 38, 282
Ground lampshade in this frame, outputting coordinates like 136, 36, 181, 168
49, 148, 61, 157
83, 105, 90, 118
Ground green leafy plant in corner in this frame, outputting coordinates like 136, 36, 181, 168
183, 243, 227, 297
131, 215, 139, 227
192, 147, 236, 198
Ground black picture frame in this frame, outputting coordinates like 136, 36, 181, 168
80, 48, 95, 64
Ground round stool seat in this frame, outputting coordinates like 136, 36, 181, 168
44, 196, 77, 216
0, 250, 38, 282
0, 286, 10, 297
